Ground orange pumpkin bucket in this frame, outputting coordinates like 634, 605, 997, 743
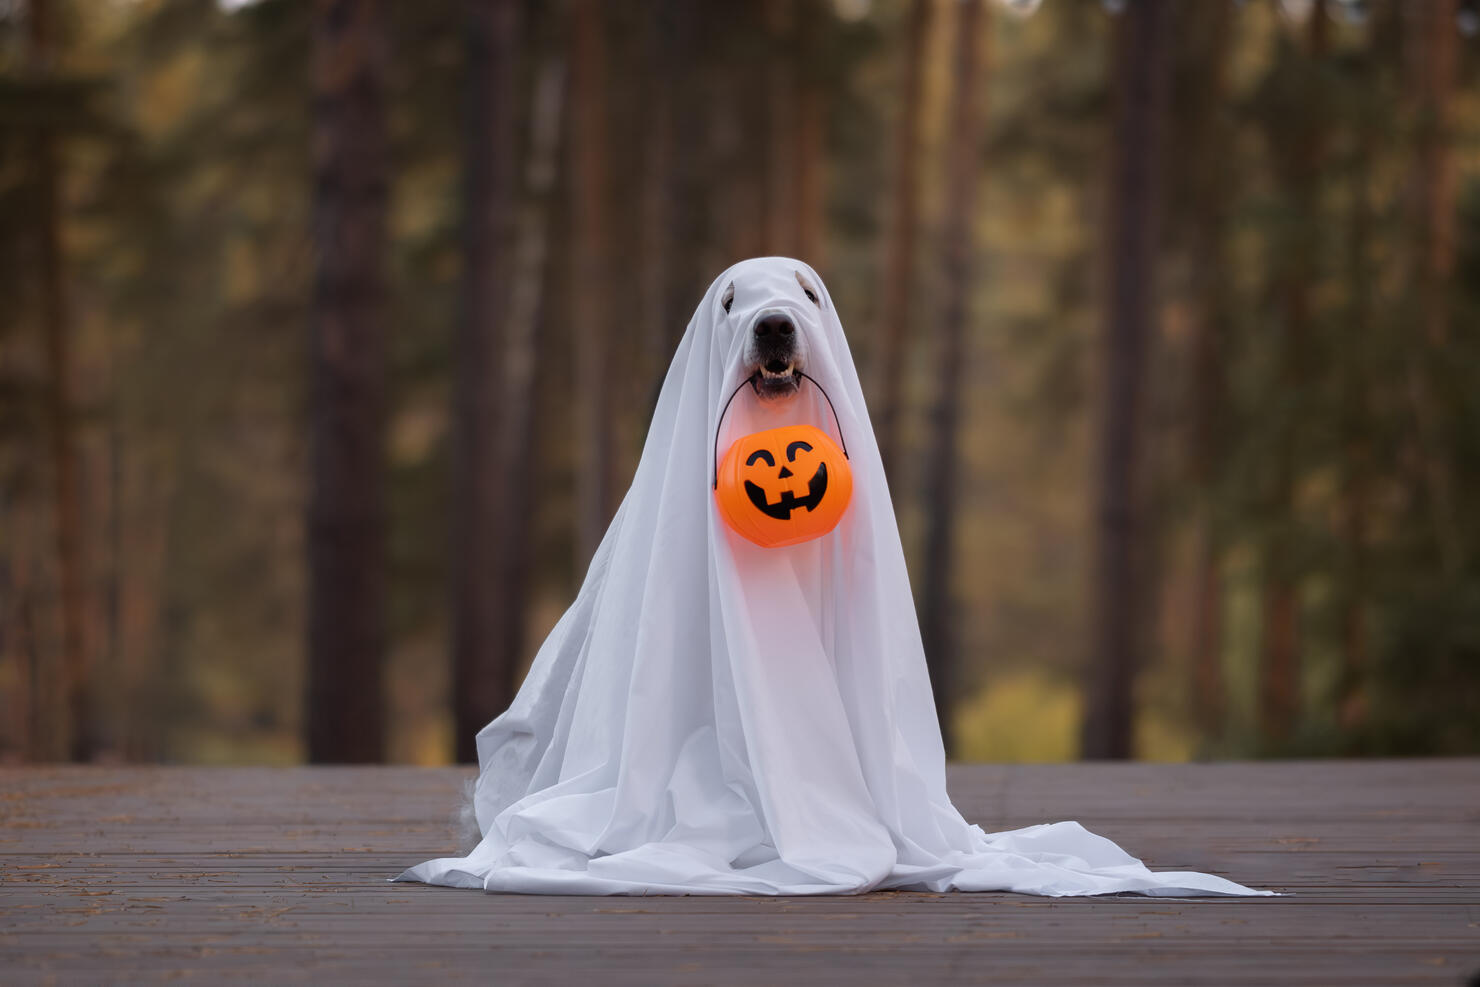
713, 373, 853, 548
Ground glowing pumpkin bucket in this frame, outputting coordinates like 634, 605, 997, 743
713, 373, 853, 548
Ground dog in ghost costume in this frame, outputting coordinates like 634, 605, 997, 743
398, 257, 1271, 897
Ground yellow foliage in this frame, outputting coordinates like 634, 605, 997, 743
952, 671, 1081, 763
953, 671, 1196, 763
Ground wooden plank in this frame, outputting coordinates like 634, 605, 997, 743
1, 761, 1477, 984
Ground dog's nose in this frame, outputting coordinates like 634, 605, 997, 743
754, 315, 794, 337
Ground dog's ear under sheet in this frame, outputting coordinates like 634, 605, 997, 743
397, 257, 1271, 897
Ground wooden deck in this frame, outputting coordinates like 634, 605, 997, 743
2, 760, 1477, 984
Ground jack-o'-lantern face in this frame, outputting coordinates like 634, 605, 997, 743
715, 424, 852, 547
743, 438, 828, 519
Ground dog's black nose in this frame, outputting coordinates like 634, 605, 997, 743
754, 315, 794, 337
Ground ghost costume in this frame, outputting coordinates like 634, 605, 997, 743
398, 257, 1271, 897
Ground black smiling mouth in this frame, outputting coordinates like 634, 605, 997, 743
743, 461, 829, 520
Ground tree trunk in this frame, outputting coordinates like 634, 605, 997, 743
497, 51, 566, 682
452, 0, 521, 762
1402, 0, 1461, 573
97, 368, 124, 759
0, 490, 35, 760
1081, 0, 1168, 761
569, 0, 617, 564
1338, 54, 1378, 734
874, 0, 931, 480
120, 462, 173, 762
918, 0, 987, 760
792, 0, 825, 267
664, 2, 707, 355
763, 0, 799, 256
1258, 1, 1328, 749
1407, 0, 1458, 350
1337, 437, 1371, 733
640, 0, 677, 395
707, 5, 766, 268
1179, 0, 1233, 743
306, 0, 389, 764
9, 533, 46, 761
28, 0, 92, 763
793, 0, 828, 266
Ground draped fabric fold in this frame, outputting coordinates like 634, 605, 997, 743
397, 257, 1272, 898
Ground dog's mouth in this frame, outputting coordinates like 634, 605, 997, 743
750, 359, 802, 399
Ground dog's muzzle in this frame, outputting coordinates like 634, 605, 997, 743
749, 313, 802, 398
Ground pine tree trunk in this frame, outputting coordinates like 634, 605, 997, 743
792, 0, 824, 266
763, 0, 799, 256
452, 0, 520, 762
1407, 0, 1457, 350
495, 53, 566, 701
1258, 1, 1328, 749
306, 0, 389, 764
919, 0, 987, 760
7, 534, 45, 760
665, 2, 707, 354
121, 464, 173, 762
570, 0, 617, 564
640, 0, 677, 393
1180, 0, 1233, 743
1402, 0, 1460, 572
708, 5, 765, 267
874, 0, 931, 479
1338, 64, 1378, 733
28, 0, 91, 763
1338, 445, 1371, 733
1081, 0, 1168, 761
0, 491, 32, 759
97, 376, 123, 758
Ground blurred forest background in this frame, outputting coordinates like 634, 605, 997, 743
2, 0, 1478, 765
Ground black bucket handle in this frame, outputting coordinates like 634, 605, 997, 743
713, 371, 849, 489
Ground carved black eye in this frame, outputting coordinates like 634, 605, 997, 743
722, 282, 735, 313
746, 448, 775, 467
785, 440, 813, 461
